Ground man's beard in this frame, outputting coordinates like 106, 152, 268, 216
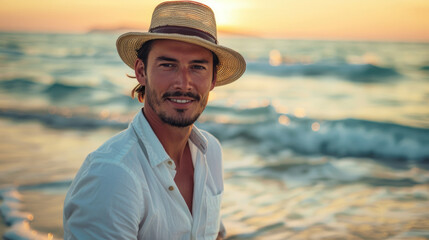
145, 84, 207, 128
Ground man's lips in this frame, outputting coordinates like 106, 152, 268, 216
169, 98, 193, 104
162, 91, 200, 103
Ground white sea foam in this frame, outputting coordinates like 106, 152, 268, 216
0, 188, 49, 240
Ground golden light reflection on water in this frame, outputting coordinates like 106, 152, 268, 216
214, 115, 230, 124
272, 101, 289, 115
226, 98, 236, 107
311, 122, 320, 131
347, 52, 380, 65
278, 115, 290, 126
246, 100, 271, 109
47, 105, 135, 124
220, 160, 429, 240
269, 50, 282, 66
99, 109, 110, 119
274, 106, 288, 115
294, 108, 306, 118
269, 49, 316, 67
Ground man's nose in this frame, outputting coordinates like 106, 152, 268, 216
175, 67, 192, 91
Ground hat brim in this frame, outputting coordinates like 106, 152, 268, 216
116, 32, 246, 86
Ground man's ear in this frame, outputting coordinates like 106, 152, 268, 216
134, 59, 146, 86
210, 71, 217, 91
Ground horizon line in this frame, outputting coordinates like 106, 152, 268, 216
0, 29, 428, 44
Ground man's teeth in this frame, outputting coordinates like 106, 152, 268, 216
171, 99, 191, 103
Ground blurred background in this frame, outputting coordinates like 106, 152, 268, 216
1, 0, 428, 239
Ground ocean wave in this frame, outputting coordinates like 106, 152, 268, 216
43, 82, 95, 101
0, 32, 116, 59
0, 44, 24, 57
246, 62, 400, 82
0, 78, 136, 107
0, 188, 47, 240
1, 105, 428, 162
0, 78, 94, 94
0, 78, 46, 92
255, 160, 424, 188
0, 182, 71, 240
420, 65, 429, 71
0, 108, 128, 130
199, 106, 429, 162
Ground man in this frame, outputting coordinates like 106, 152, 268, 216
63, 1, 246, 239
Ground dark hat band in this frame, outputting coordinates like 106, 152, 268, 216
149, 25, 218, 44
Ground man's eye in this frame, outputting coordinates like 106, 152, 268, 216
160, 63, 175, 68
192, 65, 206, 70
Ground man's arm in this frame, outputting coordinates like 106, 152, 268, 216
64, 161, 142, 240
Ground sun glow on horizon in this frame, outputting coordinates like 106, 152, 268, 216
197, 0, 248, 30
0, 0, 428, 42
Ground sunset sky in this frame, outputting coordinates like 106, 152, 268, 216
1, 0, 428, 42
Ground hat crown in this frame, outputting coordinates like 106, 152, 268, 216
116, 1, 246, 86
150, 1, 217, 40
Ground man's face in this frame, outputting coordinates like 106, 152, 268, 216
137, 39, 216, 128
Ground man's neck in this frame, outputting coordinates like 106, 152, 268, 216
142, 107, 192, 163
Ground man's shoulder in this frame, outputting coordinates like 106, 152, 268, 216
89, 127, 140, 165
74, 127, 146, 189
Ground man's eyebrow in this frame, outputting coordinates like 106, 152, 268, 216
190, 59, 209, 64
156, 56, 178, 62
155, 56, 210, 64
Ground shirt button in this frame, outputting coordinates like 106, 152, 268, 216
168, 160, 173, 166
168, 186, 174, 191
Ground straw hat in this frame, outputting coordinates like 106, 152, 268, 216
116, 1, 246, 86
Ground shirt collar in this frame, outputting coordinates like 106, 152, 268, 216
189, 124, 208, 154
131, 109, 208, 168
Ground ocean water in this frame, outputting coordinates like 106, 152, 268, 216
0, 32, 428, 239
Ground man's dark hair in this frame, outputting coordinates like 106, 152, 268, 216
131, 40, 220, 102
137, 40, 155, 71
131, 40, 154, 102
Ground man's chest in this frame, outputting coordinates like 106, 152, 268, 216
174, 145, 195, 213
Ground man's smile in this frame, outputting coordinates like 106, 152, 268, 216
163, 91, 201, 105
169, 98, 193, 104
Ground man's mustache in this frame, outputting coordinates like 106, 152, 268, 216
162, 91, 201, 101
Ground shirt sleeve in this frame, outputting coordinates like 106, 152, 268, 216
63, 161, 142, 240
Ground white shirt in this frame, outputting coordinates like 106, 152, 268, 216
63, 110, 225, 240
